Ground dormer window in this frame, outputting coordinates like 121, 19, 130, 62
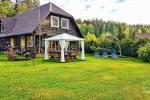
51, 16, 59, 28
61, 18, 69, 29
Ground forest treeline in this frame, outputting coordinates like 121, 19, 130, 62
76, 18, 150, 40
0, 0, 39, 17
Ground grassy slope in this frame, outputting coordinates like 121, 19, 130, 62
0, 55, 150, 100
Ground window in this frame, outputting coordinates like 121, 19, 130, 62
20, 36, 25, 47
0, 20, 4, 33
51, 16, 59, 28
61, 18, 69, 29
27, 36, 33, 47
10, 38, 14, 47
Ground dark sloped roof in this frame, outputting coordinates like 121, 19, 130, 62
50, 3, 72, 17
135, 33, 150, 39
0, 2, 74, 37
1, 18, 17, 33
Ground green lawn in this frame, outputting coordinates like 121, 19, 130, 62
0, 55, 150, 100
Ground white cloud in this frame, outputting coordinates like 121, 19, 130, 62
40, 0, 150, 24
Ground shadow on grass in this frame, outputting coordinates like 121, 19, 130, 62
0, 58, 33, 62
42, 59, 85, 64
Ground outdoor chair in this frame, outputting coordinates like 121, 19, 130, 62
65, 51, 79, 61
111, 49, 117, 59
94, 51, 100, 58
102, 48, 108, 58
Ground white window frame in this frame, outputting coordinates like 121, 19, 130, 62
61, 18, 69, 29
51, 16, 59, 28
0, 22, 4, 32
27, 36, 33, 47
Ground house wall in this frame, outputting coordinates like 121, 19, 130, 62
0, 35, 33, 51
33, 14, 82, 51
0, 14, 82, 52
0, 37, 8, 51
35, 14, 81, 38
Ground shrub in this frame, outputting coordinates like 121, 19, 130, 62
90, 46, 102, 51
84, 33, 99, 53
99, 40, 118, 50
85, 32, 97, 43
119, 38, 150, 57
119, 38, 137, 56
138, 43, 150, 62
85, 39, 119, 54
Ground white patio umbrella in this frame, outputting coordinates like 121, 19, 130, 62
44, 33, 85, 62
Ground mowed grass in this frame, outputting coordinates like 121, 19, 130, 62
0, 54, 150, 100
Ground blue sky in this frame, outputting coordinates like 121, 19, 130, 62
11, 0, 150, 24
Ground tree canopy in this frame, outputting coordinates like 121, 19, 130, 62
0, 0, 40, 17
77, 19, 150, 40
0, 0, 16, 17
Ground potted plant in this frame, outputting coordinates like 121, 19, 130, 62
6, 47, 16, 61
